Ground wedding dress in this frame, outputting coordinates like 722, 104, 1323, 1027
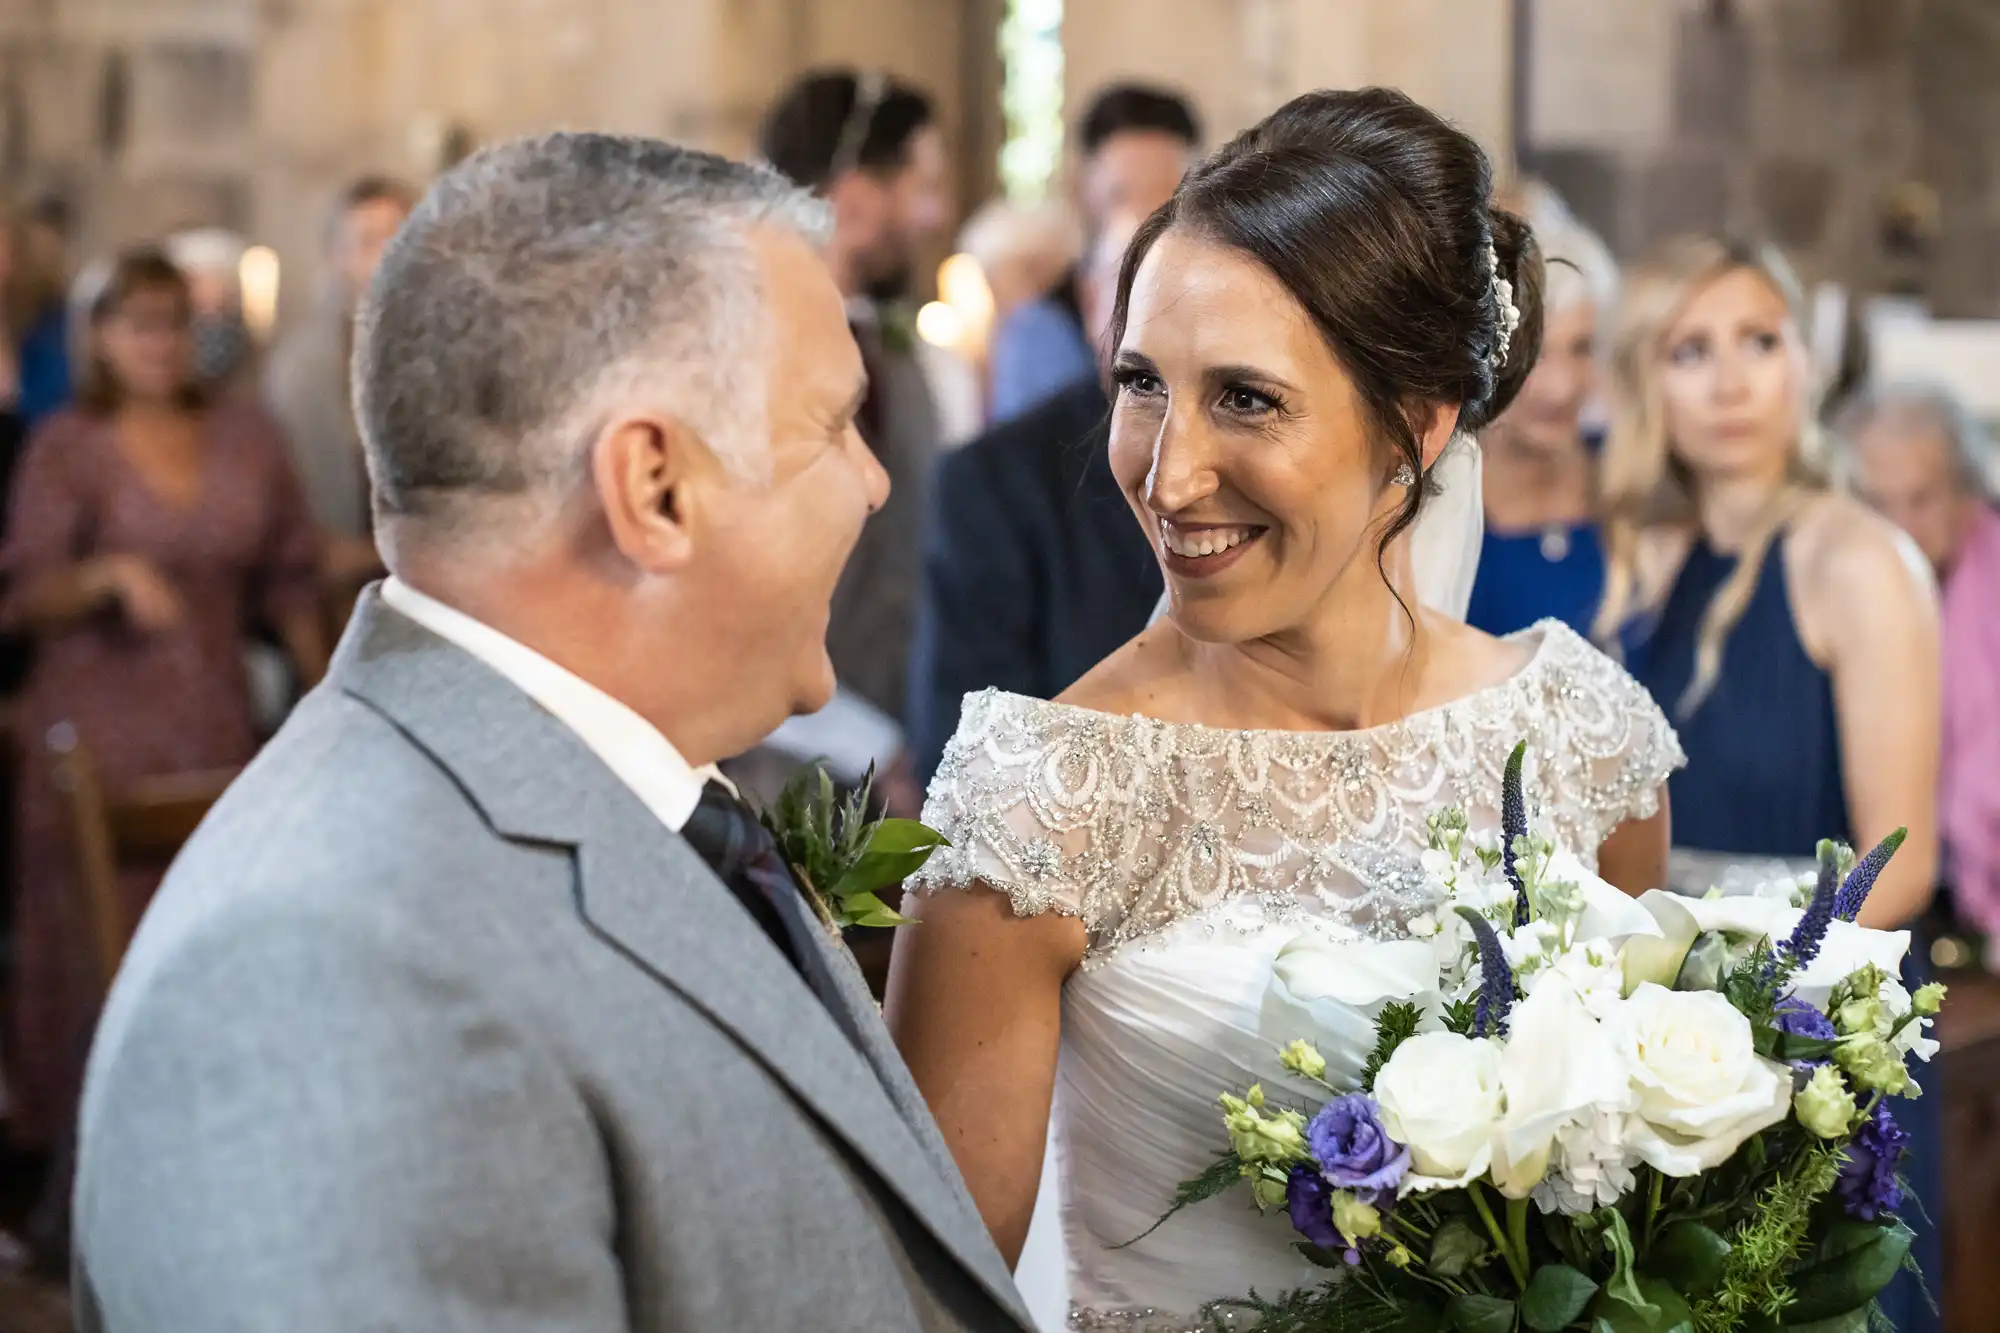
911, 619, 1683, 1331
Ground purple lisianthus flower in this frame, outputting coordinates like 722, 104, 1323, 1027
1773, 996, 1839, 1067
1305, 1094, 1410, 1204
1285, 1163, 1342, 1249
1836, 1100, 1910, 1221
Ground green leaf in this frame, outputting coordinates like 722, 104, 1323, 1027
1291, 1241, 1349, 1270
832, 844, 940, 900
1442, 997, 1480, 1036
1596, 1206, 1647, 1308
1590, 1276, 1694, 1333
840, 893, 917, 930
1445, 1293, 1516, 1333
1430, 1217, 1491, 1279
1753, 1025, 1842, 1063
1782, 1221, 1913, 1323
1359, 1001, 1426, 1092
1111, 1151, 1246, 1250
1640, 1221, 1732, 1297
1521, 1263, 1599, 1332
1782, 1312, 1871, 1333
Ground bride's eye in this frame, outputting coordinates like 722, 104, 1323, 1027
1113, 366, 1166, 399
1218, 384, 1280, 417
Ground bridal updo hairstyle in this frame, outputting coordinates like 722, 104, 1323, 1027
1108, 87, 1546, 575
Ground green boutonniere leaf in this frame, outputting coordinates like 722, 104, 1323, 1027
757, 762, 947, 932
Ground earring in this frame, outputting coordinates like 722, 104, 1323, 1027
1393, 462, 1417, 487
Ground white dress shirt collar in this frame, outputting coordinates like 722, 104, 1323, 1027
379, 577, 719, 832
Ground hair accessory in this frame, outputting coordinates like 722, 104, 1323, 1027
1486, 240, 1521, 372
827, 70, 889, 184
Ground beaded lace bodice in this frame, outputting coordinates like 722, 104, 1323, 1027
912, 620, 1684, 965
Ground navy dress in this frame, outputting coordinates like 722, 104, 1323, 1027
1628, 534, 1942, 1333
1466, 522, 1604, 638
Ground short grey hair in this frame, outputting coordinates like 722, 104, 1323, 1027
354, 132, 830, 539
1833, 379, 1998, 499
1512, 180, 1617, 318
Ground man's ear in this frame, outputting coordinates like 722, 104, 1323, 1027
593, 411, 709, 573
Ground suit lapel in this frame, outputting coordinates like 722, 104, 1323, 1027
334, 593, 1031, 1328
576, 821, 1030, 1325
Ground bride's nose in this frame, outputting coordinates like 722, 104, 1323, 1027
1142, 417, 1220, 515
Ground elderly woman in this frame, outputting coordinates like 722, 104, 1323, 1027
1837, 380, 2000, 960
1466, 182, 1619, 635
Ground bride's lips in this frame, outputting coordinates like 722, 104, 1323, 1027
1158, 518, 1267, 579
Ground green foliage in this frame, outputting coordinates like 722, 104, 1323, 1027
1692, 1146, 1844, 1332
1591, 1275, 1695, 1332
1640, 1223, 1733, 1298
1520, 1263, 1599, 1331
1782, 1221, 1913, 1324
1428, 1218, 1490, 1279
758, 763, 947, 930
1115, 1151, 1247, 1250
1441, 997, 1480, 1036
1444, 1293, 1515, 1333
1359, 1001, 1425, 1092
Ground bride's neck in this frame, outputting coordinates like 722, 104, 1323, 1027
1174, 572, 1434, 733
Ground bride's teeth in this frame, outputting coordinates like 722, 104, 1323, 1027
1165, 525, 1253, 558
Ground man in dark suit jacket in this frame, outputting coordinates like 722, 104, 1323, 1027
907, 375, 1160, 783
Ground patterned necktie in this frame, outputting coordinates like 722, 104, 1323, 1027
679, 780, 809, 978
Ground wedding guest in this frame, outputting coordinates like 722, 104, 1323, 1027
12, 202, 73, 432
1601, 236, 1941, 1333
908, 208, 1158, 784
266, 176, 418, 626
0, 248, 326, 1179
1466, 185, 1616, 636
1836, 381, 2000, 952
759, 69, 952, 727
987, 83, 1200, 423
162, 228, 255, 394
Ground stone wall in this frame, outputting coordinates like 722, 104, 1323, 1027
0, 0, 992, 329
1525, 0, 2000, 316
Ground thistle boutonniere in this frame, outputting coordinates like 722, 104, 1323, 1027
756, 763, 946, 931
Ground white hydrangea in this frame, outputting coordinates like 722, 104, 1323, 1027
1532, 1110, 1640, 1216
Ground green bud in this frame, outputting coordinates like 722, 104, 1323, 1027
1835, 994, 1886, 1039
1794, 1064, 1859, 1139
1221, 1085, 1310, 1166
1384, 1242, 1414, 1269
1279, 1039, 1328, 1081
1250, 1171, 1290, 1211
1835, 1034, 1911, 1097
1331, 1191, 1382, 1243
1911, 983, 1947, 1017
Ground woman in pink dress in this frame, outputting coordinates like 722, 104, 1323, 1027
2, 248, 326, 1160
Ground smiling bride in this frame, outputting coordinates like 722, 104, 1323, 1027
884, 88, 1685, 1331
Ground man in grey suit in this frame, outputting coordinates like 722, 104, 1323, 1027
73, 133, 1033, 1333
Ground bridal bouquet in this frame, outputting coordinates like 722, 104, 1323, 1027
1165, 745, 1941, 1333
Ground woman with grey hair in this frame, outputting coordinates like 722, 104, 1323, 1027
1466, 182, 1618, 634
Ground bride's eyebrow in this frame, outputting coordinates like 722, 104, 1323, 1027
1110, 348, 1158, 375
1203, 362, 1299, 394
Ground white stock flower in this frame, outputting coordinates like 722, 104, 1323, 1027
1878, 977, 1941, 1064
1527, 940, 1628, 1020
1604, 984, 1792, 1176
1262, 933, 1441, 1088
1502, 920, 1562, 975
1490, 977, 1636, 1199
1546, 848, 1662, 945
1373, 1032, 1504, 1192
1532, 1110, 1641, 1216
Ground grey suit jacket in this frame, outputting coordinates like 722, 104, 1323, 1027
73, 592, 1034, 1333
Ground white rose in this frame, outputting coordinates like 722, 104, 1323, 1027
1490, 978, 1636, 1198
1603, 983, 1792, 1176
1262, 933, 1441, 1089
1373, 1032, 1504, 1191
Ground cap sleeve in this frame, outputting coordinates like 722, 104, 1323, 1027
1533, 622, 1685, 848
907, 689, 1119, 929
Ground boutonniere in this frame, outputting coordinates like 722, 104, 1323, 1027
756, 764, 946, 931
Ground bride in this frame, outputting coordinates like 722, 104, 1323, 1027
885, 88, 1683, 1330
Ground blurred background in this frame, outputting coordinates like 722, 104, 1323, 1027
0, 1, 1995, 1329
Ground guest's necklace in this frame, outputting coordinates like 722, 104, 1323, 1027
1539, 524, 1571, 562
